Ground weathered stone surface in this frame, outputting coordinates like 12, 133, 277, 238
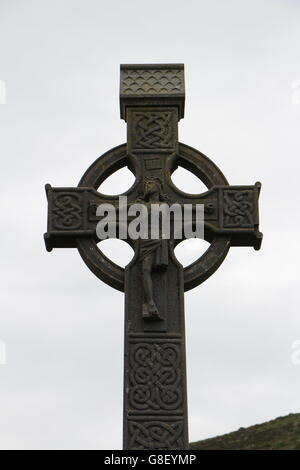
44, 64, 262, 450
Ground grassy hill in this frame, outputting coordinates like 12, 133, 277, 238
190, 413, 300, 450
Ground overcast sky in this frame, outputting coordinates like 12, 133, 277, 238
0, 0, 300, 450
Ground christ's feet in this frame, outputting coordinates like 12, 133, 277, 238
142, 301, 163, 320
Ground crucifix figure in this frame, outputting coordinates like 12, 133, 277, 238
44, 64, 262, 450
138, 177, 169, 320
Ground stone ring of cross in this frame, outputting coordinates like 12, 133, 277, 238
73, 141, 251, 293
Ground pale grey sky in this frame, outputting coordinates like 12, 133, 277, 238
0, 0, 300, 449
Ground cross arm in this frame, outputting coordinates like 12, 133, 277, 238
44, 184, 96, 251
44, 184, 131, 252
170, 182, 262, 250
212, 182, 262, 250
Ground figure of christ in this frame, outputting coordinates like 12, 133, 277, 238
138, 177, 170, 320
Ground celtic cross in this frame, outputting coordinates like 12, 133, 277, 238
44, 64, 262, 450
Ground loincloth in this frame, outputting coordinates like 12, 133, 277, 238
140, 239, 169, 268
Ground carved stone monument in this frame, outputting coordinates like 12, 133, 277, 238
44, 64, 262, 449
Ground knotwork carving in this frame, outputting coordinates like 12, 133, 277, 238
132, 111, 172, 149
223, 189, 254, 227
52, 193, 82, 229
129, 342, 182, 411
128, 420, 184, 450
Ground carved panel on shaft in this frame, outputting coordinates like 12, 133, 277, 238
129, 342, 182, 412
131, 111, 173, 150
128, 419, 184, 450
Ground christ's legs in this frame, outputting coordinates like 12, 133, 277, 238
142, 255, 153, 305
142, 254, 160, 318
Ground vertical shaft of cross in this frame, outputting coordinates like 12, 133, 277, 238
120, 64, 189, 449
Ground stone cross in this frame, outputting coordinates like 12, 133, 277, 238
44, 64, 262, 450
